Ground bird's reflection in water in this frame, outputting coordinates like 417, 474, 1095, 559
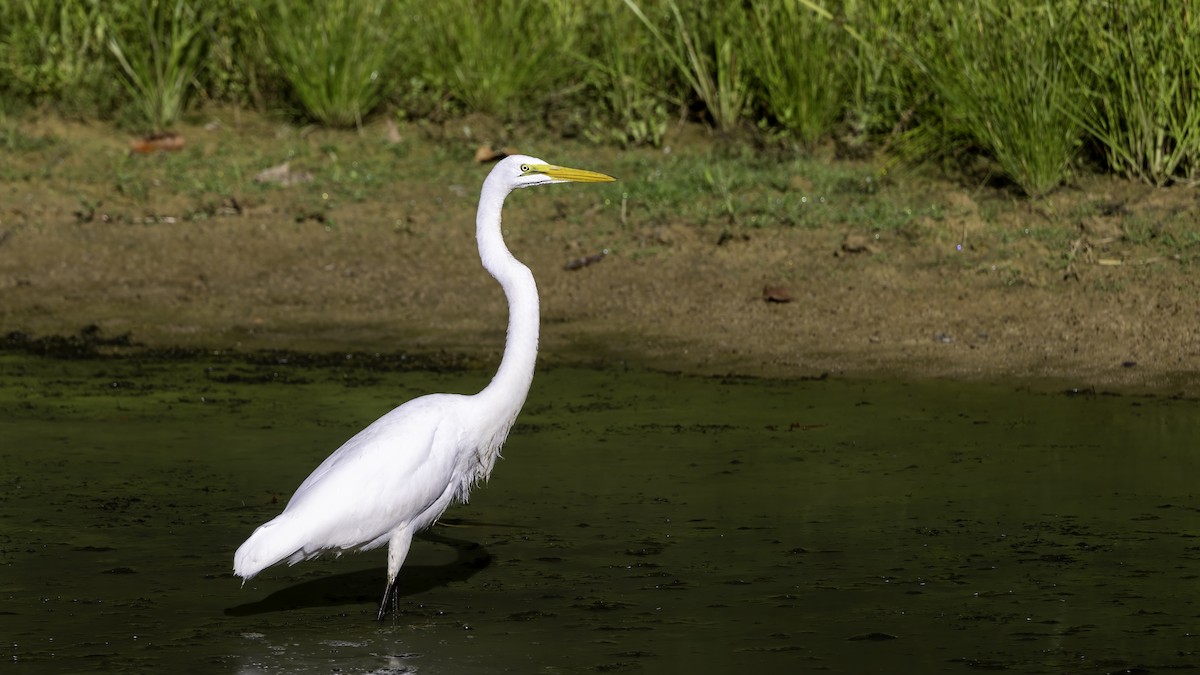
225, 529, 491, 617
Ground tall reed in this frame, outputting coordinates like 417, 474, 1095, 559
107, 0, 209, 131
5, 0, 1200, 195
909, 1, 1085, 196
577, 0, 674, 147
622, 0, 752, 132
744, 0, 850, 146
1, 0, 120, 115
265, 0, 394, 128
197, 0, 274, 108
1073, 0, 1200, 185
839, 0, 926, 150
405, 0, 585, 121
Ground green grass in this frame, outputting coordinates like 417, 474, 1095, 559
609, 147, 904, 231
1072, 0, 1200, 186
744, 1, 850, 146
0, 118, 56, 153
107, 0, 210, 132
3, 0, 1200, 194
577, 0, 673, 147
403, 0, 585, 121
5, 109, 1196, 286
905, 2, 1086, 197
622, 0, 752, 132
264, 0, 395, 128
0, 0, 122, 116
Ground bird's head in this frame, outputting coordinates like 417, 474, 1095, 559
495, 154, 616, 191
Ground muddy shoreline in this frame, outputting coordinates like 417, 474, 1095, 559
1, 116, 1197, 395
3, 222, 1194, 397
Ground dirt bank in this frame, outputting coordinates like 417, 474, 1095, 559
1, 115, 1197, 394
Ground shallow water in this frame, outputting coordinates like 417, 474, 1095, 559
2, 350, 1198, 673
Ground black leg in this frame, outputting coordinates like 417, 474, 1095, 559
376, 577, 398, 621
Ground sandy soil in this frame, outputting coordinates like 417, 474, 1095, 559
1, 115, 1198, 394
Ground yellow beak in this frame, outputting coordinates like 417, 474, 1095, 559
530, 164, 617, 183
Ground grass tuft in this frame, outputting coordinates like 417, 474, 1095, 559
1072, 0, 1200, 186
265, 0, 395, 128
909, 2, 1085, 197
577, 0, 674, 147
2, 0, 1200, 198
622, 0, 752, 132
405, 0, 585, 122
744, 1, 850, 147
107, 0, 210, 132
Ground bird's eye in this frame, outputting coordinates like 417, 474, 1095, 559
520, 164, 531, 173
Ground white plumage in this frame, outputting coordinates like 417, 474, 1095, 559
233, 155, 615, 618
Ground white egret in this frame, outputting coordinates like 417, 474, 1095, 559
234, 155, 615, 618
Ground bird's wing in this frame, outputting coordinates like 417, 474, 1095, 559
290, 394, 449, 501
278, 394, 467, 551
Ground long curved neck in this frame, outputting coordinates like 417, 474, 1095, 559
475, 178, 539, 416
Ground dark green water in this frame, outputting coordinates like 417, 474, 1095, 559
2, 350, 1198, 673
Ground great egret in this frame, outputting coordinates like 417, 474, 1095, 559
234, 155, 616, 618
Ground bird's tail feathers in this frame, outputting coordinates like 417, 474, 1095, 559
233, 514, 308, 580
